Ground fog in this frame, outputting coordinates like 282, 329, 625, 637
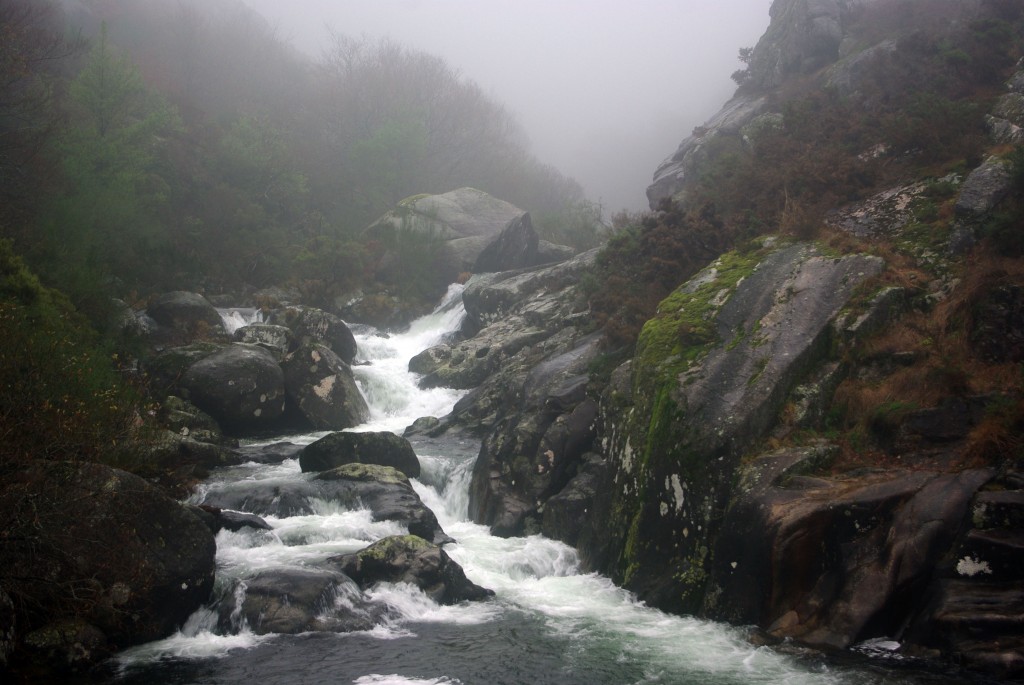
240, 0, 773, 213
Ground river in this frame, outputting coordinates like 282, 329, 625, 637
106, 286, 984, 685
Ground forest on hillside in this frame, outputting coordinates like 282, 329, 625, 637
1, 0, 598, 322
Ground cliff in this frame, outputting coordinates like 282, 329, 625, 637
460, 0, 1024, 679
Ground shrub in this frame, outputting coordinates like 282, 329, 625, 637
0, 240, 140, 473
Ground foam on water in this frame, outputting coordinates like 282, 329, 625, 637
116, 285, 910, 685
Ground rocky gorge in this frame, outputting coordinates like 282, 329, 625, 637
4, 0, 1024, 682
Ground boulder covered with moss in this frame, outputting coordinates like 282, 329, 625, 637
331, 535, 493, 604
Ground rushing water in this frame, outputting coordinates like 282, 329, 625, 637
108, 286, 980, 685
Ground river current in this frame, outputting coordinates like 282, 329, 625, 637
108, 286, 984, 685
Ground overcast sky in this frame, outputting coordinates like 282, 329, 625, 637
240, 0, 774, 213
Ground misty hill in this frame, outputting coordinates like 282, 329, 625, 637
3, 0, 599, 318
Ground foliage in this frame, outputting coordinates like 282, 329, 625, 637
584, 203, 729, 350
0, 240, 141, 472
35, 23, 181, 319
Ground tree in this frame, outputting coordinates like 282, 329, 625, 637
0, 0, 77, 239
39, 23, 181, 315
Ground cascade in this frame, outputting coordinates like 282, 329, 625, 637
114, 287, 947, 685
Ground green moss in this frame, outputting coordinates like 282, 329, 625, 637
318, 462, 409, 485
359, 534, 433, 561
634, 248, 764, 395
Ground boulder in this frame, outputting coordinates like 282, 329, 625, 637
287, 307, 358, 365
159, 395, 234, 446
220, 569, 380, 635
180, 343, 286, 432
146, 291, 224, 337
956, 156, 1013, 220
280, 342, 369, 431
365, 188, 528, 276
142, 342, 224, 396
300, 430, 420, 478
231, 440, 304, 465
191, 505, 273, 535
331, 535, 493, 604
0, 461, 216, 660
473, 213, 540, 273
316, 465, 452, 544
234, 323, 292, 359
198, 463, 452, 544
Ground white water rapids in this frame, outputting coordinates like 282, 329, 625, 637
113, 285, 942, 685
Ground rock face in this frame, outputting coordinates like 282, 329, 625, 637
584, 242, 883, 612
1, 461, 216, 664
300, 430, 420, 478
331, 535, 494, 604
180, 343, 286, 432
280, 342, 369, 430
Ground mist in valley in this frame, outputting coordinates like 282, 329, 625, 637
239, 0, 773, 212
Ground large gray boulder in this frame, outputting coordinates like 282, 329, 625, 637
180, 343, 286, 432
280, 342, 369, 431
331, 535, 494, 604
299, 430, 420, 478
1, 461, 216, 666
367, 188, 525, 272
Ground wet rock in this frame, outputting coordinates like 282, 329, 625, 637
0, 461, 216, 654
201, 464, 452, 544
316, 465, 452, 544
709, 462, 994, 652
281, 342, 369, 431
222, 569, 380, 635
970, 284, 1024, 363
21, 619, 109, 673
300, 430, 420, 478
469, 338, 602, 536
192, 505, 273, 534
331, 535, 494, 604
365, 188, 527, 277
180, 343, 286, 433
231, 440, 304, 464
541, 453, 607, 549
